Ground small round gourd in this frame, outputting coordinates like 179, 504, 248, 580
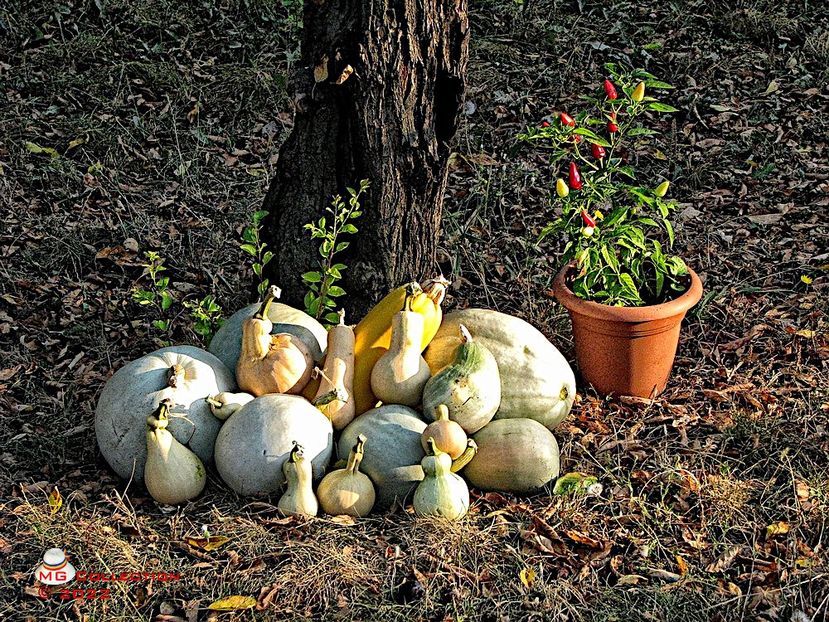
95, 345, 234, 483
214, 394, 333, 496
421, 405, 467, 459
337, 404, 426, 510
317, 434, 375, 517
465, 418, 560, 494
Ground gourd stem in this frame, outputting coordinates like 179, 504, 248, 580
147, 400, 172, 429
167, 364, 185, 388
435, 404, 451, 422
451, 439, 478, 473
289, 442, 304, 462
255, 285, 282, 319
402, 282, 419, 313
313, 388, 347, 409
205, 395, 222, 408
338, 308, 346, 325
346, 434, 367, 474
458, 324, 473, 343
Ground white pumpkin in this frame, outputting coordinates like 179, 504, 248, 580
95, 345, 235, 483
214, 394, 333, 496
209, 302, 327, 374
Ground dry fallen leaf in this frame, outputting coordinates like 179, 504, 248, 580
314, 55, 329, 82
765, 521, 790, 538
184, 536, 230, 552
519, 566, 537, 589
207, 595, 257, 611
48, 488, 62, 515
706, 545, 742, 573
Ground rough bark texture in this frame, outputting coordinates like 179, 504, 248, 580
261, 0, 469, 317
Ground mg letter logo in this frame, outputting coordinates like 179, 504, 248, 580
35, 548, 76, 586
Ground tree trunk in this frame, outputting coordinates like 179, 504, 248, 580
261, 0, 469, 318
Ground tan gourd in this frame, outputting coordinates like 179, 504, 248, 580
316, 434, 375, 517
370, 287, 431, 406
421, 404, 467, 459
145, 399, 206, 505
237, 286, 314, 396
313, 309, 356, 430
277, 443, 318, 517
412, 438, 470, 520
205, 391, 255, 420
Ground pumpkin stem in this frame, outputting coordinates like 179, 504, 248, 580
346, 434, 367, 474
167, 364, 186, 388
338, 308, 346, 325
255, 285, 282, 319
451, 439, 478, 473
458, 324, 473, 343
421, 276, 449, 305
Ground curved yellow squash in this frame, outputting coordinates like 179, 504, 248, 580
353, 278, 447, 415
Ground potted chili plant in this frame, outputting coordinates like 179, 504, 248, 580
518, 64, 703, 398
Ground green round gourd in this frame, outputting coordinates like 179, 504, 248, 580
214, 394, 333, 496
337, 404, 426, 510
424, 309, 576, 431
209, 301, 327, 373
465, 418, 560, 494
413, 439, 470, 520
422, 325, 500, 433
95, 345, 235, 483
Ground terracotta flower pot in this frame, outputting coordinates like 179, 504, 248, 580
552, 265, 703, 398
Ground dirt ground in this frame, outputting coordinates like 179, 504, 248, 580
1, 0, 828, 620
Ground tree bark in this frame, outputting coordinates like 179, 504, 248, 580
261, 0, 469, 318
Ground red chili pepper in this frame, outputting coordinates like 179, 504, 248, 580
609, 111, 617, 121
540, 121, 550, 128
573, 134, 583, 144
569, 162, 583, 190
560, 112, 576, 127
603, 79, 618, 100
591, 143, 606, 160
607, 121, 619, 133
580, 210, 596, 228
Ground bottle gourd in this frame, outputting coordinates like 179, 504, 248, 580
413, 438, 470, 520
313, 309, 356, 430
370, 286, 432, 407
277, 442, 319, 517
145, 399, 207, 505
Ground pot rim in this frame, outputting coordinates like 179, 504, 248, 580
552, 263, 704, 323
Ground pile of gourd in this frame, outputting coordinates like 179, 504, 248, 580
95, 278, 576, 520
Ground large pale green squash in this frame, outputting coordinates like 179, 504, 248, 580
95, 346, 235, 483
209, 302, 327, 373
424, 309, 576, 430
214, 394, 333, 496
465, 418, 560, 493
337, 405, 426, 510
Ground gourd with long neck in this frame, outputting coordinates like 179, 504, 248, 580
145, 399, 207, 505
370, 287, 431, 407
277, 443, 318, 517
313, 309, 356, 430
237, 286, 314, 396
413, 438, 470, 520
316, 434, 375, 517
205, 391, 255, 420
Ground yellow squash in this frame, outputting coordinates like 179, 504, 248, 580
352, 277, 448, 414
